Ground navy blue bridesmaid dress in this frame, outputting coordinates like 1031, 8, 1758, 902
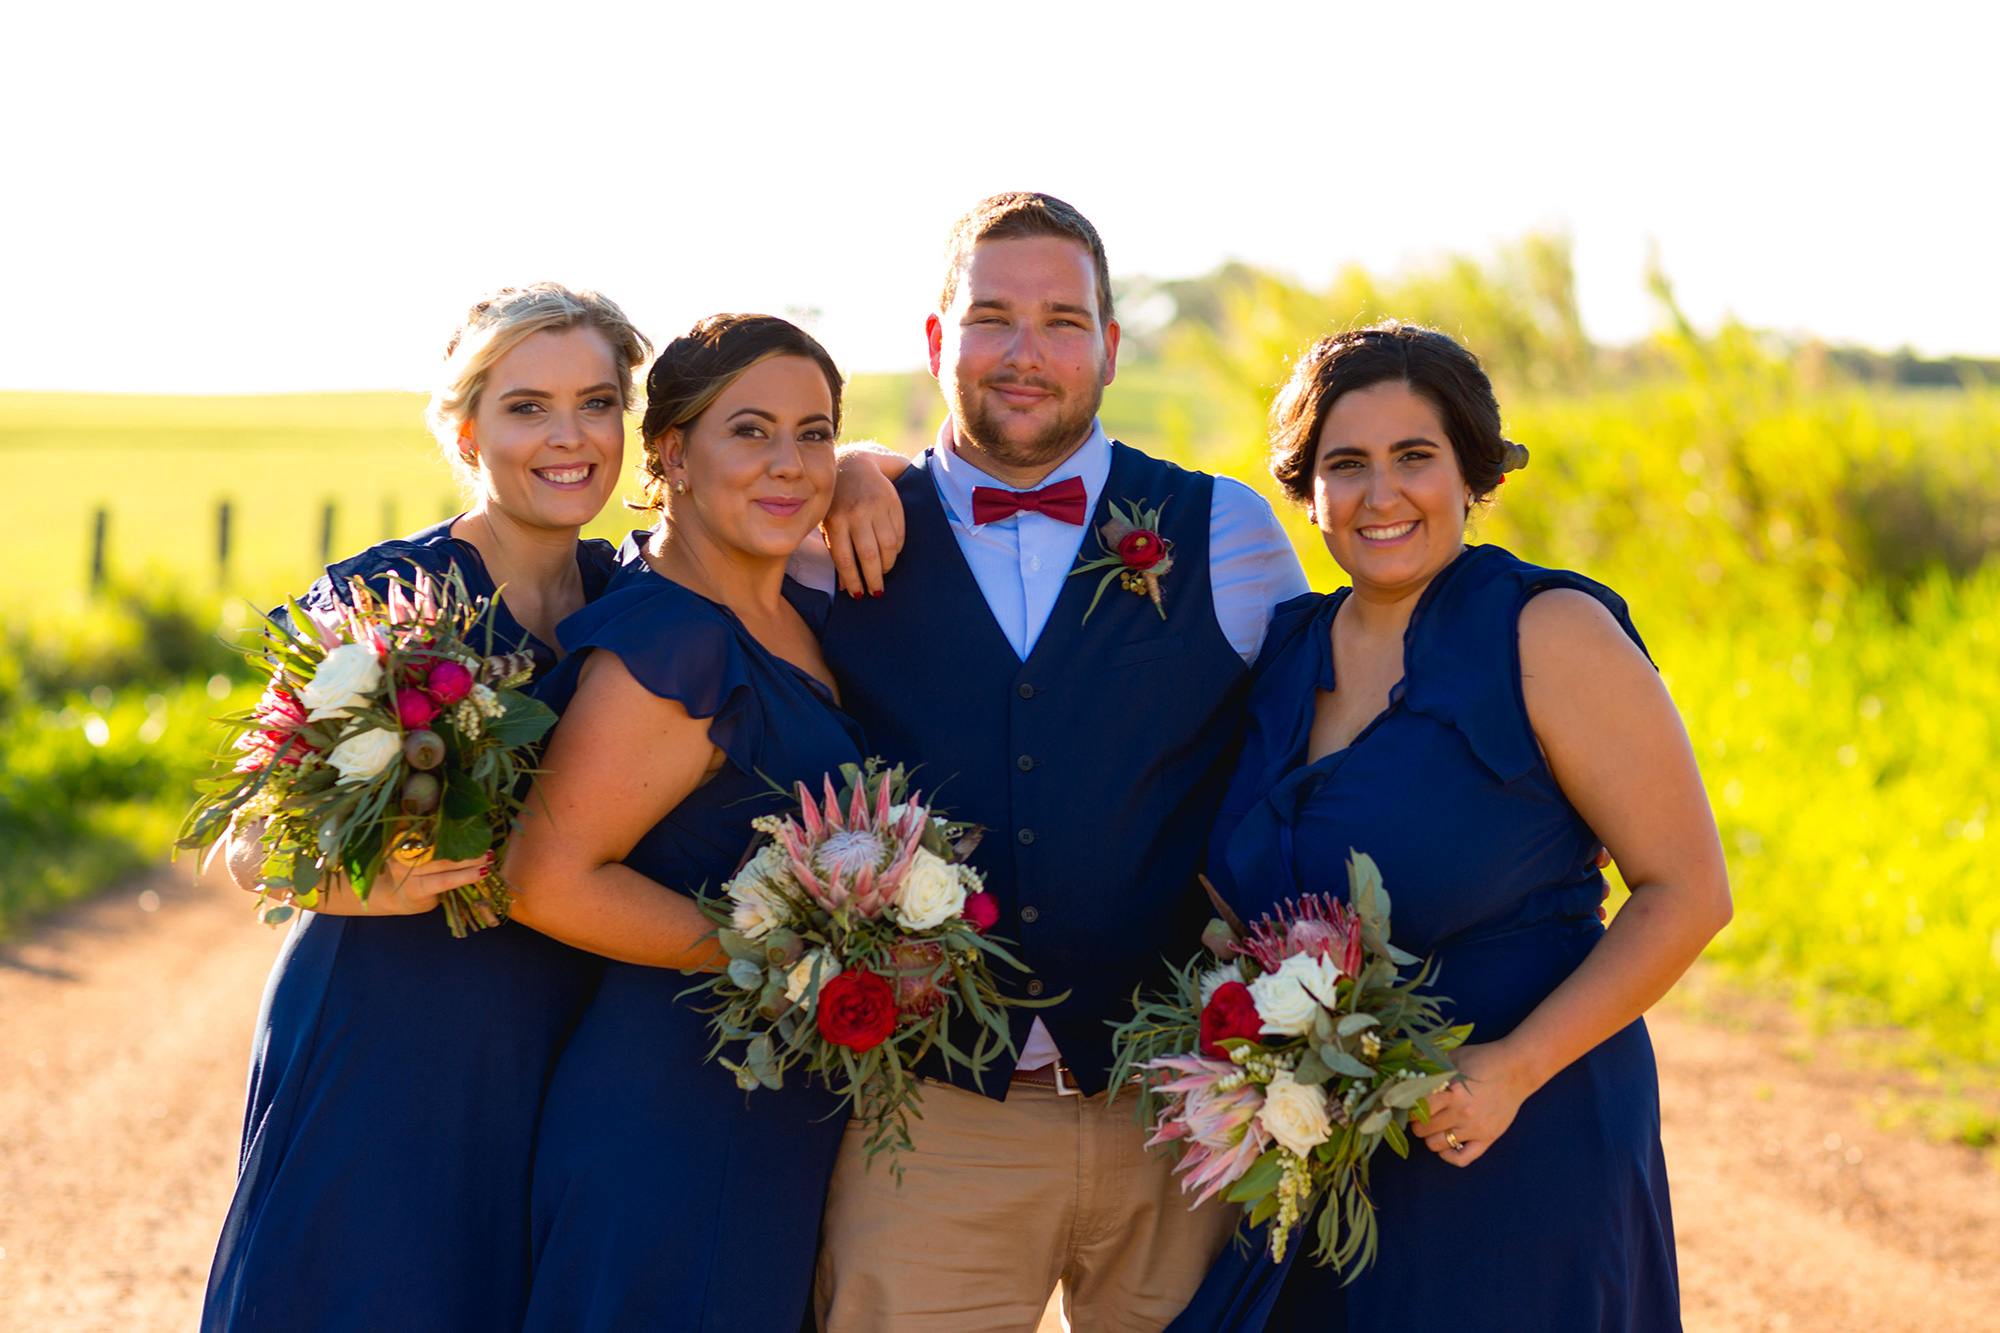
202, 518, 617, 1333
522, 536, 865, 1333
1171, 545, 1680, 1333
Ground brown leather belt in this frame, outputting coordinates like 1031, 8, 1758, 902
1010, 1061, 1082, 1096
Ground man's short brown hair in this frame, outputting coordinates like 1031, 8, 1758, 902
938, 192, 1115, 324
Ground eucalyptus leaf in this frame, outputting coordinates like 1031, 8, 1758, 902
1356, 1107, 1392, 1136
1336, 1013, 1381, 1037
1293, 1049, 1333, 1085
1319, 1047, 1376, 1080
727, 957, 765, 990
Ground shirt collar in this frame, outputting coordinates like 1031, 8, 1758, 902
929, 417, 1112, 527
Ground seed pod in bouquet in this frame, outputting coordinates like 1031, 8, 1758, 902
756, 976, 794, 1022
888, 939, 947, 1017
404, 729, 446, 771
1201, 917, 1242, 959
762, 928, 803, 970
400, 771, 441, 815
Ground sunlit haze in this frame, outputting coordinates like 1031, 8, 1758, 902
3, 0, 1993, 393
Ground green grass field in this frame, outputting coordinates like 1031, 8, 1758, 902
4, 262, 1997, 1086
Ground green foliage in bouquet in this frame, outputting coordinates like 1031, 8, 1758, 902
687, 760, 1062, 1178
1110, 852, 1469, 1275
176, 568, 555, 936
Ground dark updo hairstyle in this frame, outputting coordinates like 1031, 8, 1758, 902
1267, 320, 1528, 508
631, 313, 845, 512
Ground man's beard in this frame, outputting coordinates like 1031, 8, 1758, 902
950, 371, 1105, 471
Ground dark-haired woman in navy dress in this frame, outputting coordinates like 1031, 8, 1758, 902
1173, 323, 1732, 1333
505, 314, 868, 1332
202, 284, 653, 1333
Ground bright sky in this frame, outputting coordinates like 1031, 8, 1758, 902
3, 0, 1993, 393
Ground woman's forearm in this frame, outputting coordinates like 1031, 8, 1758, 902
1493, 874, 1730, 1094
505, 855, 723, 970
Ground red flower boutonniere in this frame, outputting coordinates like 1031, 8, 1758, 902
1070, 498, 1174, 622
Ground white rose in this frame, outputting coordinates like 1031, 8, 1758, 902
728, 845, 795, 939
1199, 959, 1246, 1007
891, 847, 967, 932
784, 951, 842, 1011
1280, 951, 1348, 1011
1258, 1069, 1333, 1156
327, 727, 402, 783
1247, 961, 1320, 1037
301, 642, 384, 721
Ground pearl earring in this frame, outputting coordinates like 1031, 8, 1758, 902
671, 478, 689, 496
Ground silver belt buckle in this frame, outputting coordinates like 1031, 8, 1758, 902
1052, 1061, 1082, 1097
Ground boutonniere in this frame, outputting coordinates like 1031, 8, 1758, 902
1070, 498, 1174, 623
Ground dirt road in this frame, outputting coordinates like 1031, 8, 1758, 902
3, 867, 1996, 1332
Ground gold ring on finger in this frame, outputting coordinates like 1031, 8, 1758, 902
1446, 1132, 1464, 1152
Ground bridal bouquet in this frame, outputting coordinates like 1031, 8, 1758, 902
689, 761, 1054, 1175
1109, 852, 1469, 1274
178, 567, 556, 937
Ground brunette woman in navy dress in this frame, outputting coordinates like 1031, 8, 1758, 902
1173, 324, 1731, 1333
202, 285, 651, 1333
504, 315, 867, 1333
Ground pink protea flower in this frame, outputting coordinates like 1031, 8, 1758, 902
1239, 894, 1364, 978
1145, 1054, 1274, 1205
252, 684, 309, 734
774, 775, 929, 920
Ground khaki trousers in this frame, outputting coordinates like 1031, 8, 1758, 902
814, 1078, 1235, 1333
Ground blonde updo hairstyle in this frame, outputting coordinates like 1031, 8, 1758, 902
425, 283, 653, 492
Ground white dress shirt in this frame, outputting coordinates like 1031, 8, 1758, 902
795, 420, 1311, 1069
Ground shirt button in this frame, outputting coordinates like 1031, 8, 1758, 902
1017, 828, 1036, 846
1026, 980, 1045, 997
1016, 754, 1034, 771
1020, 905, 1039, 923
1029, 556, 1042, 571
1017, 683, 1036, 699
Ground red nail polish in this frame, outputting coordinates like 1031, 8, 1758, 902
872, 589, 884, 598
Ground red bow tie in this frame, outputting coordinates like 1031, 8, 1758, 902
970, 475, 1089, 527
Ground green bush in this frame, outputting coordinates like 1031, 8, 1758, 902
0, 591, 254, 934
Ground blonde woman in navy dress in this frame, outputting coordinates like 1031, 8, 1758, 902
1174, 323, 1732, 1333
203, 285, 650, 1333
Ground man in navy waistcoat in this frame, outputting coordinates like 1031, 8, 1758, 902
796, 193, 1309, 1333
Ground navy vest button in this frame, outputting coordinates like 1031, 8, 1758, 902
1017, 682, 1036, 699
1026, 979, 1045, 997
1016, 754, 1034, 771
1016, 828, 1036, 845
1020, 905, 1039, 923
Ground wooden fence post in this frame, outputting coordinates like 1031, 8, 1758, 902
320, 500, 337, 566
89, 506, 108, 593
217, 499, 232, 587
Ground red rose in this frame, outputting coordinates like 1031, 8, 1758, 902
815, 970, 899, 1052
1116, 530, 1165, 570
396, 689, 440, 729
426, 661, 474, 705
962, 891, 1000, 935
1198, 981, 1264, 1058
